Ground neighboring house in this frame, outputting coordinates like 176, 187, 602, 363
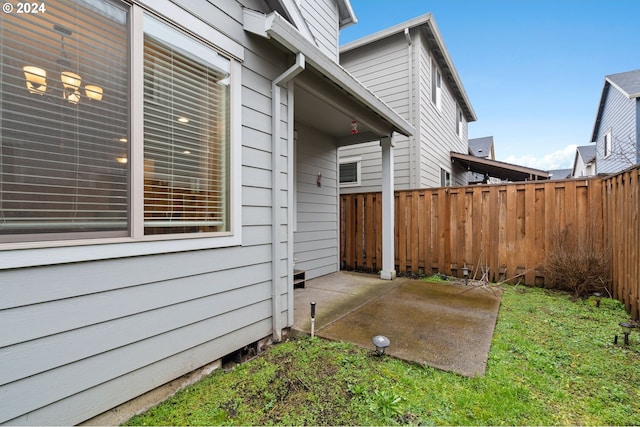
338, 13, 477, 192
591, 69, 640, 174
460, 135, 549, 183
469, 136, 495, 159
468, 136, 497, 184
548, 169, 573, 180
571, 145, 597, 177
0, 0, 412, 424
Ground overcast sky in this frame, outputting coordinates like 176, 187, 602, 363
340, 0, 640, 170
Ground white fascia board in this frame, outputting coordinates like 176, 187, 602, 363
591, 81, 609, 142
340, 13, 432, 52
337, 0, 357, 28
244, 10, 414, 137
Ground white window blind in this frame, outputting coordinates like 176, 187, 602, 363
143, 16, 230, 235
0, 0, 130, 242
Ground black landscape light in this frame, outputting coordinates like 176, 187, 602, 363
593, 292, 602, 308
461, 266, 470, 285
619, 322, 635, 346
310, 301, 316, 338
372, 335, 390, 356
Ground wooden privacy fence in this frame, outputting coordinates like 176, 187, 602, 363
340, 166, 640, 319
601, 167, 640, 319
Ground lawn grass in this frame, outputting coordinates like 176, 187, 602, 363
125, 284, 640, 426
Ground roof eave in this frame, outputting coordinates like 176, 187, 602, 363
244, 9, 414, 137
450, 151, 550, 180
336, 0, 357, 29
591, 81, 610, 142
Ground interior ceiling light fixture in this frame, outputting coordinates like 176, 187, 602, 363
23, 24, 103, 104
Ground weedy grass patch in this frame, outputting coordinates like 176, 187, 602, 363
125, 284, 640, 426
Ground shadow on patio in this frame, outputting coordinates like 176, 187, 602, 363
293, 271, 502, 377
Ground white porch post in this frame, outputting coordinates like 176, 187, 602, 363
380, 135, 396, 280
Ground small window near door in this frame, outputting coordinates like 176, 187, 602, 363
440, 168, 451, 187
339, 157, 361, 187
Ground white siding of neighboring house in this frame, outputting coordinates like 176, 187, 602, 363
338, 32, 412, 193
338, 25, 469, 193
573, 153, 595, 177
596, 84, 638, 173
0, 0, 295, 424
299, 0, 340, 60
294, 124, 339, 279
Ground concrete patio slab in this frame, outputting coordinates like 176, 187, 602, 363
293, 271, 502, 377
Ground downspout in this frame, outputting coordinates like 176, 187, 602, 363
272, 53, 305, 342
404, 27, 419, 189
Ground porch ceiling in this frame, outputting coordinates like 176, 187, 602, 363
243, 9, 414, 143
294, 69, 396, 145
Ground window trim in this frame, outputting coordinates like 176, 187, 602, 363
0, 2, 243, 265
339, 156, 362, 187
440, 166, 452, 187
603, 129, 612, 158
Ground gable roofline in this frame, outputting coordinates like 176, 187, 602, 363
340, 13, 476, 122
576, 144, 597, 162
571, 150, 579, 177
336, 0, 357, 28
273, 0, 356, 41
571, 145, 596, 177
606, 69, 640, 99
244, 9, 414, 137
591, 69, 640, 142
590, 80, 610, 143
468, 136, 495, 159
275, 0, 314, 40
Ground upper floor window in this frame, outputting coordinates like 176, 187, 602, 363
456, 105, 464, 138
603, 130, 612, 158
0, 0, 235, 244
431, 60, 442, 111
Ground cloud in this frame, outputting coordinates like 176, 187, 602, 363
504, 144, 577, 170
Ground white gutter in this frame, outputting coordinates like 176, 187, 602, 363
271, 53, 305, 342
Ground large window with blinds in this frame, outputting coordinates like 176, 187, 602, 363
0, 0, 234, 244
0, 0, 129, 242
